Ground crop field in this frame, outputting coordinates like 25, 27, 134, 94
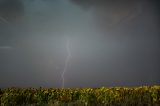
0, 86, 160, 106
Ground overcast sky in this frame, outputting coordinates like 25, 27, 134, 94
0, 0, 160, 88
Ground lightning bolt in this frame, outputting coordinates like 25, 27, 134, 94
0, 46, 13, 49
0, 16, 9, 24
61, 37, 71, 88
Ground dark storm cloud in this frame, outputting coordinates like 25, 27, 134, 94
70, 0, 135, 8
0, 0, 71, 88
0, 0, 160, 88
0, 0, 24, 22
70, 0, 160, 30
70, 0, 160, 8
70, 0, 94, 9
68, 0, 160, 87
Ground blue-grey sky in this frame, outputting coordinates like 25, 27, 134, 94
0, 0, 160, 88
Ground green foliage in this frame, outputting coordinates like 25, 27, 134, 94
0, 86, 160, 106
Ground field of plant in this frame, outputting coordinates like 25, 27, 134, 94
0, 86, 160, 106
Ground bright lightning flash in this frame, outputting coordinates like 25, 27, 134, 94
61, 37, 71, 88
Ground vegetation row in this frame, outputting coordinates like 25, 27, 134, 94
0, 86, 160, 106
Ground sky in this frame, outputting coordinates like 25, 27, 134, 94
0, 0, 160, 88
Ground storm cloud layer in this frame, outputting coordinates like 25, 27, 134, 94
0, 0, 160, 88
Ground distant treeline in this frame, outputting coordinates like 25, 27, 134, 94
0, 86, 160, 106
